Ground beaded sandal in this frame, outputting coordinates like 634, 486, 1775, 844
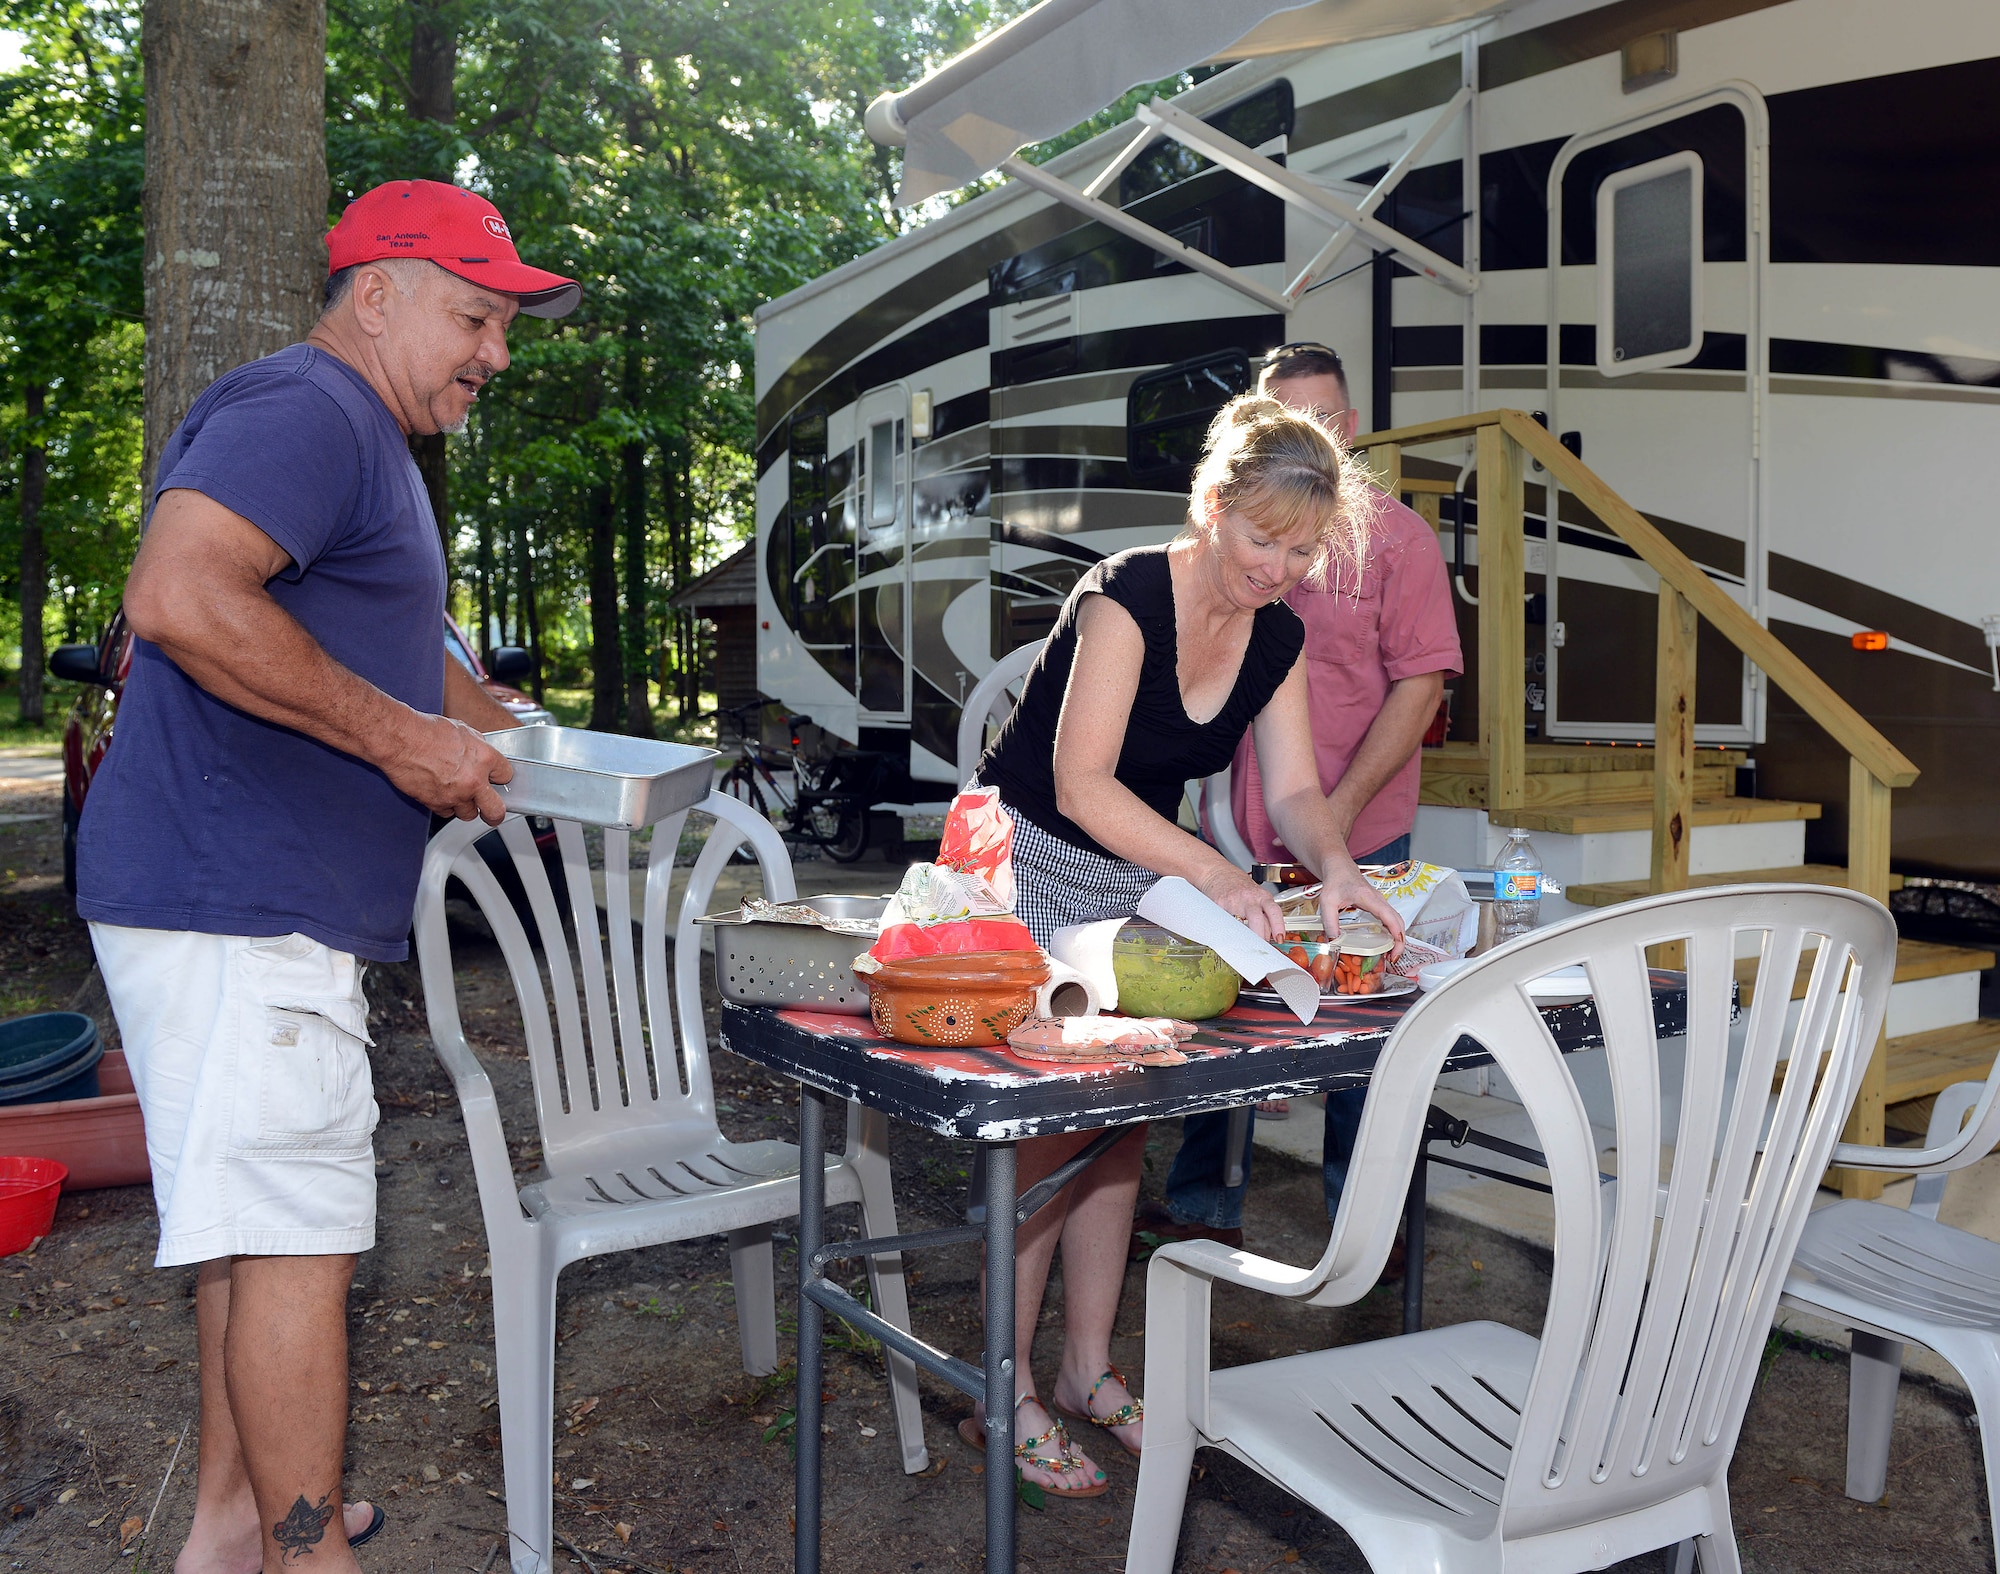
956, 1395, 1111, 1499
1054, 1366, 1144, 1459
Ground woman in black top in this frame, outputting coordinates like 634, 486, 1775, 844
963, 395, 1405, 1497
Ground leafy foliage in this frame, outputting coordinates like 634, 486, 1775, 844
0, 0, 1028, 728
0, 1, 145, 663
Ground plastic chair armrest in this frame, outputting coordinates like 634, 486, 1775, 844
1148, 1237, 1327, 1300
1834, 1065, 2000, 1176
431, 1036, 520, 1217
1831, 1134, 1984, 1175
431, 1027, 494, 1104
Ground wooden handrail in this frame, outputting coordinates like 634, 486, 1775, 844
1351, 408, 1918, 789
1354, 405, 1916, 1202
1498, 412, 1919, 790
1352, 409, 1507, 447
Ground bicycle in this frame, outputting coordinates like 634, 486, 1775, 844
715, 700, 873, 863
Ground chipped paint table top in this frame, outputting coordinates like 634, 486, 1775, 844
719, 973, 1689, 1140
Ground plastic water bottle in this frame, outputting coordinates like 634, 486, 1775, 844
1493, 828, 1543, 942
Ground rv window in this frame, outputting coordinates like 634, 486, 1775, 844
1596, 151, 1703, 376
1120, 80, 1294, 207
1127, 352, 1252, 488
786, 412, 829, 615
868, 419, 899, 529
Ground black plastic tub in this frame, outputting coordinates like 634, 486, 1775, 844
0, 1013, 102, 1106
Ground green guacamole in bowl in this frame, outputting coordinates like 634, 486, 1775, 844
1110, 922, 1242, 1019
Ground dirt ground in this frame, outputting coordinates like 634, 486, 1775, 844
1, 780, 1994, 1574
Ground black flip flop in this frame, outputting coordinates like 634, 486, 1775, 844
348, 1503, 387, 1550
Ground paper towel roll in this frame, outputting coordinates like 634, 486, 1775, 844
1036, 958, 1102, 1018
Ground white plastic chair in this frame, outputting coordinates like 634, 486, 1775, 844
955, 638, 1043, 786
415, 794, 928, 1574
1781, 1053, 2000, 1546
1189, 765, 1257, 871
1125, 884, 1898, 1574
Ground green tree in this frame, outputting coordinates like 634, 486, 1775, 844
0, 0, 145, 721
2, 0, 1027, 735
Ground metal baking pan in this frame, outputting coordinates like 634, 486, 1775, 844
485, 726, 718, 829
696, 895, 890, 1015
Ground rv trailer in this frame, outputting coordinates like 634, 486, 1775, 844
751, 0, 2000, 889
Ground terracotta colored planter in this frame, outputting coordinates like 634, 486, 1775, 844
0, 1049, 150, 1192
866, 951, 1049, 1047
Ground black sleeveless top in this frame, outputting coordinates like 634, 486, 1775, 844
978, 546, 1305, 859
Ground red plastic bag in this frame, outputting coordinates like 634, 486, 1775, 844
938, 787, 1015, 910
868, 914, 1038, 962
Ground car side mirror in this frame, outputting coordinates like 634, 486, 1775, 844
48, 644, 106, 686
487, 646, 533, 685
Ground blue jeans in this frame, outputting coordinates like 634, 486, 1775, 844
1162, 832, 1412, 1228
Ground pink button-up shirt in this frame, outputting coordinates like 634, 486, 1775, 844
1231, 492, 1463, 861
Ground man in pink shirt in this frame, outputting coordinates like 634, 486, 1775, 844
1145, 343, 1463, 1251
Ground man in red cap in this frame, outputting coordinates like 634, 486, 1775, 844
76, 180, 578, 1572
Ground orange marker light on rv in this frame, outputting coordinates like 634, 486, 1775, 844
1851, 631, 1890, 651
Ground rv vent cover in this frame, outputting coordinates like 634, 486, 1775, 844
997, 291, 1078, 350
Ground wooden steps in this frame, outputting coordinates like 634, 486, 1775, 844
1738, 938, 1995, 1008
1422, 764, 1736, 809
1499, 798, 1819, 836
1777, 1017, 2000, 1115
1423, 742, 1748, 774
1880, 1019, 2000, 1109
1567, 864, 1907, 909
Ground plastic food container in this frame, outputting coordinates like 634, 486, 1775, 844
1335, 920, 1396, 995
1282, 921, 1395, 995
0, 1156, 67, 1257
865, 951, 1050, 1047
1111, 923, 1242, 1019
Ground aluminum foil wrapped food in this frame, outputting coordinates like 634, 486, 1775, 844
1006, 1014, 1198, 1066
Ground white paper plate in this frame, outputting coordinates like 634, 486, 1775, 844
1241, 973, 1417, 1006
1418, 959, 1591, 1006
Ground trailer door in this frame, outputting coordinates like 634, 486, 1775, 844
853, 382, 914, 723
1542, 89, 1767, 744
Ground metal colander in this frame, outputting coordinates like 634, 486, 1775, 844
696, 895, 889, 1015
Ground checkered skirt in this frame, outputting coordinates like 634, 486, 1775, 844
978, 785, 1159, 949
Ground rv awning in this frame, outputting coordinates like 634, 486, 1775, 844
867, 0, 1503, 205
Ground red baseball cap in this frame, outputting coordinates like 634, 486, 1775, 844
326, 180, 580, 319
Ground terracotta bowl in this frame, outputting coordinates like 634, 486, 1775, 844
866, 950, 1051, 1047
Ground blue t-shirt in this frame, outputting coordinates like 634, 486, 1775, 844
76, 343, 446, 961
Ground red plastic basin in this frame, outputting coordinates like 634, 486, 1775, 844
0, 1155, 68, 1257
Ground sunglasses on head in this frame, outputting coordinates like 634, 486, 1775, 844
1261, 340, 1341, 367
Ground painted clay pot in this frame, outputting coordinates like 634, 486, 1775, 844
866, 950, 1051, 1047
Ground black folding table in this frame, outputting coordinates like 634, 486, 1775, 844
718, 976, 1690, 1574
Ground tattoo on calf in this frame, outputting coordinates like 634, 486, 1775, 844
274, 1493, 337, 1563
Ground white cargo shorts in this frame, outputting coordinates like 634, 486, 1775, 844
89, 924, 380, 1266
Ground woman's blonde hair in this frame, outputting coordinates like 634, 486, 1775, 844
1185, 393, 1374, 587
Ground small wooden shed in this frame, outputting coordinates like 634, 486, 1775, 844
670, 542, 761, 715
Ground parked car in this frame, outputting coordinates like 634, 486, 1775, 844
56, 611, 549, 894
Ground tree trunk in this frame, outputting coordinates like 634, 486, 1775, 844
141, 0, 327, 495
671, 445, 698, 717
411, 433, 450, 570
588, 484, 623, 731
517, 515, 543, 702
17, 384, 47, 728
407, 0, 455, 127
475, 502, 493, 661
620, 322, 653, 737
405, 1, 457, 557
